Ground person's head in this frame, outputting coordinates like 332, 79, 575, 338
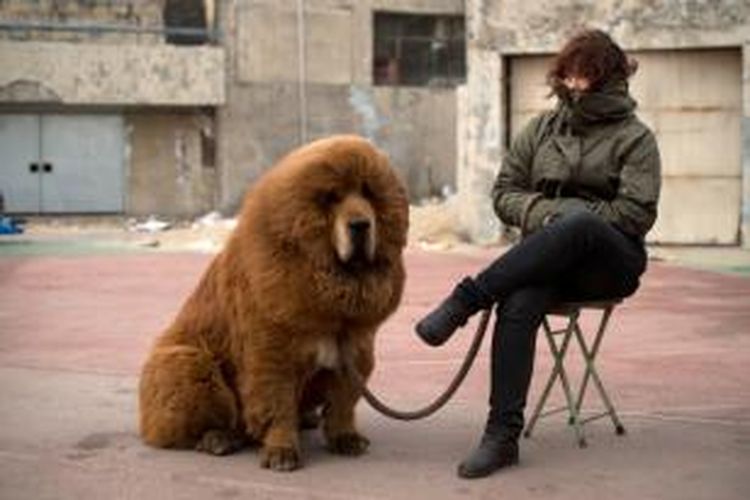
547, 29, 637, 97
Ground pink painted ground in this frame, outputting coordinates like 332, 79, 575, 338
0, 247, 748, 499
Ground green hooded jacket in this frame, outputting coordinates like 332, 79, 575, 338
492, 81, 661, 239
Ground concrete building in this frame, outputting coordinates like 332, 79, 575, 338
0, 0, 465, 217
459, 0, 750, 247
216, 0, 465, 212
0, 0, 224, 217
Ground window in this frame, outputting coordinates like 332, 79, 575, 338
163, 0, 209, 45
373, 12, 465, 87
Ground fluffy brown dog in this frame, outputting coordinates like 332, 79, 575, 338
139, 135, 408, 471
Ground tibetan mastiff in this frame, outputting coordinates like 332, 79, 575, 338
139, 135, 408, 471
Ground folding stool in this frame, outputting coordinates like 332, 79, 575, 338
523, 299, 626, 448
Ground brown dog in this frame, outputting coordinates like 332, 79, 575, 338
139, 135, 408, 471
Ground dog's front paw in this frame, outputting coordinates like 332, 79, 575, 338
260, 445, 302, 472
327, 432, 370, 456
196, 429, 247, 456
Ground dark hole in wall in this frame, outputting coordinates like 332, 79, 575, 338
201, 128, 215, 169
163, 0, 208, 45
200, 108, 216, 169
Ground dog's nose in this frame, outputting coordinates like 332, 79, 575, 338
348, 218, 371, 235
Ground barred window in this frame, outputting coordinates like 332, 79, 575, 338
373, 12, 465, 87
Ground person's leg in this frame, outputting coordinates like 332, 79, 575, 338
416, 210, 646, 346
475, 210, 645, 300
559, 244, 646, 302
458, 285, 558, 478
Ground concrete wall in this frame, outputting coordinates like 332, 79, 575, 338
471, 0, 750, 53
0, 0, 163, 44
217, 0, 464, 211
461, 0, 750, 246
0, 41, 225, 106
1, 0, 464, 216
456, 50, 502, 244
0, 1, 223, 217
126, 111, 216, 217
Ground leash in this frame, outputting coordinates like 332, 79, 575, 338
342, 309, 492, 421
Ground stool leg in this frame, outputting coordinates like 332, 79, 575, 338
573, 306, 626, 435
524, 313, 587, 448
523, 318, 557, 438
573, 306, 612, 413
571, 323, 592, 421
557, 314, 587, 448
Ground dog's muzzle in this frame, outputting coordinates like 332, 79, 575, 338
335, 215, 376, 265
348, 218, 371, 256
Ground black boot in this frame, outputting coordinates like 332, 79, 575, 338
457, 408, 520, 479
457, 433, 519, 479
415, 277, 488, 347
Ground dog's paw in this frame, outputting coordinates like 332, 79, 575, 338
195, 430, 246, 456
260, 445, 302, 472
327, 432, 370, 456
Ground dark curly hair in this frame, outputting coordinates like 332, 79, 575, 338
547, 29, 638, 93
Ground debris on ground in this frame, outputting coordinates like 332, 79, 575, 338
409, 196, 469, 251
10, 199, 472, 254
0, 216, 25, 235
128, 216, 172, 233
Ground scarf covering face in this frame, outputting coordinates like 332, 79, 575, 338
557, 80, 637, 133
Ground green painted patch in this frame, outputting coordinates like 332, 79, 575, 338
0, 238, 151, 257
724, 265, 750, 276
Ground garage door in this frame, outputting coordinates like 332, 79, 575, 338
508, 49, 742, 244
0, 114, 125, 213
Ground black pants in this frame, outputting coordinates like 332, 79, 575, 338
468, 210, 647, 440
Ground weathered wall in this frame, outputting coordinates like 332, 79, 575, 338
0, 41, 225, 106
461, 0, 750, 246
217, 0, 464, 211
456, 50, 502, 244
1, 0, 463, 216
0, 0, 163, 44
0, 1, 223, 217
126, 111, 216, 217
218, 83, 457, 210
470, 0, 750, 53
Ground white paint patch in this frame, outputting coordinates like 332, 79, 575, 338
348, 86, 387, 141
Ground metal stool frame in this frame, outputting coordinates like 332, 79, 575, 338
523, 300, 626, 448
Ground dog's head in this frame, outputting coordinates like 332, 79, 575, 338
236, 135, 409, 321
252, 135, 408, 275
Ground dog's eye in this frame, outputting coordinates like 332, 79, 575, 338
361, 182, 375, 200
318, 190, 340, 207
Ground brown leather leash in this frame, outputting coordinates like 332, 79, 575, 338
342, 309, 492, 421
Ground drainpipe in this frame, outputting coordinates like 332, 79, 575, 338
296, 0, 308, 145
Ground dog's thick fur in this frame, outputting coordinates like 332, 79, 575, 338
139, 135, 408, 471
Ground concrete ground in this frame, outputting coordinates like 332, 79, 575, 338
0, 235, 749, 499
